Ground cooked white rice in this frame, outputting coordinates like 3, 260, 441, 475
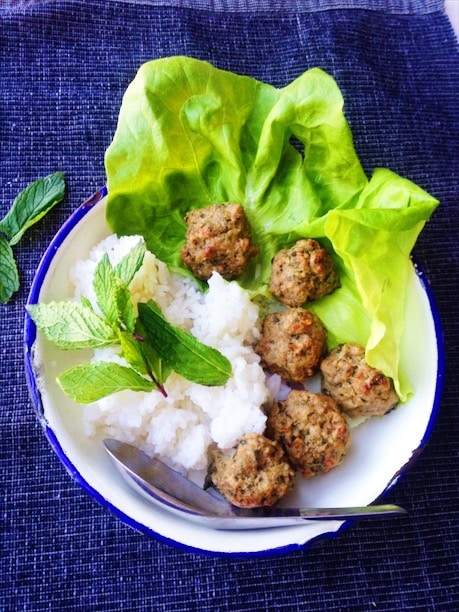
70, 235, 270, 471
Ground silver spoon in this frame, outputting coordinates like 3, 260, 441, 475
103, 439, 407, 530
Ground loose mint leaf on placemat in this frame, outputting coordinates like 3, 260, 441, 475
27, 301, 118, 349
57, 361, 156, 403
0, 235, 19, 303
0, 172, 66, 245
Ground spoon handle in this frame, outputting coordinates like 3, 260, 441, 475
233, 504, 406, 520
199, 504, 407, 530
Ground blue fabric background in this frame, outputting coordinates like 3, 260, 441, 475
1, 1, 458, 609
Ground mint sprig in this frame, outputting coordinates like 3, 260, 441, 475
27, 242, 232, 403
0, 172, 66, 303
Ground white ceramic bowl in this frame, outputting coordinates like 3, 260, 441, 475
24, 188, 444, 557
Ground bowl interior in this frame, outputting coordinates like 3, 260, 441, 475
24, 194, 443, 556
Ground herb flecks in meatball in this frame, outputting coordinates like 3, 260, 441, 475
267, 389, 351, 478
207, 433, 295, 508
255, 308, 327, 383
269, 238, 340, 307
180, 203, 259, 281
320, 343, 399, 418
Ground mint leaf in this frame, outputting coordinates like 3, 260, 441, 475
114, 240, 146, 285
27, 301, 118, 349
81, 295, 95, 311
93, 254, 121, 328
119, 330, 150, 375
137, 300, 232, 386
0, 172, 66, 246
0, 235, 20, 303
119, 329, 172, 390
57, 361, 156, 403
0, 172, 66, 303
116, 282, 136, 332
133, 319, 173, 384
93, 253, 136, 332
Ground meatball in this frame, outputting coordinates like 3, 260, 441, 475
180, 203, 259, 281
269, 238, 340, 307
266, 389, 351, 478
320, 343, 399, 418
206, 433, 295, 508
254, 308, 327, 383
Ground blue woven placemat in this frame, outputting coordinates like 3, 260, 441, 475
1, 1, 458, 610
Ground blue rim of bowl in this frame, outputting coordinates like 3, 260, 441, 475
23, 189, 445, 558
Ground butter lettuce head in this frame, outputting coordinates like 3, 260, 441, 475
105, 56, 438, 400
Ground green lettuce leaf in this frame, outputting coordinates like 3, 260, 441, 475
104, 56, 439, 400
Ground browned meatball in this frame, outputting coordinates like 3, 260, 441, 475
269, 239, 340, 307
180, 203, 259, 281
266, 389, 351, 478
206, 433, 295, 508
320, 343, 399, 418
254, 308, 327, 383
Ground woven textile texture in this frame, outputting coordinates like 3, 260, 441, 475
1, 1, 458, 610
